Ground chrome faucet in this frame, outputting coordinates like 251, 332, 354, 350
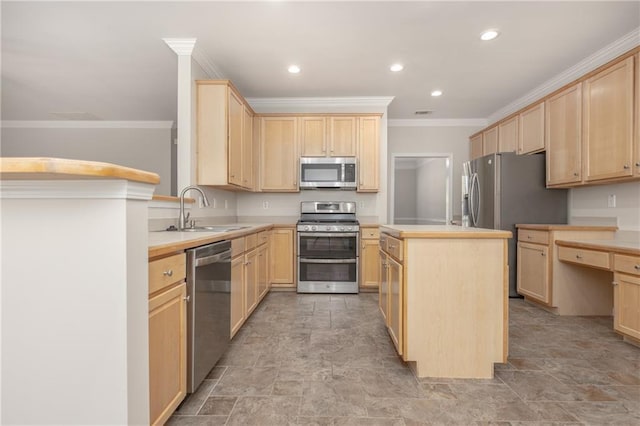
178, 185, 210, 230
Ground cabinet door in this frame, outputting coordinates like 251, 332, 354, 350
269, 228, 295, 287
231, 256, 245, 338
517, 242, 550, 304
242, 106, 254, 189
245, 250, 258, 316
379, 250, 389, 322
360, 238, 380, 289
260, 117, 299, 191
482, 126, 498, 155
583, 57, 634, 181
228, 90, 244, 187
635, 53, 640, 177
518, 102, 545, 154
257, 243, 269, 300
149, 282, 187, 426
329, 117, 357, 156
614, 273, 640, 340
546, 83, 582, 186
357, 116, 380, 192
498, 116, 518, 153
299, 117, 327, 157
470, 133, 483, 160
388, 256, 404, 356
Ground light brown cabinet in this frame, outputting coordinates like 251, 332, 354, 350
614, 271, 640, 341
517, 241, 550, 304
518, 102, 545, 154
379, 250, 389, 323
257, 242, 269, 300
583, 56, 634, 182
259, 117, 299, 192
269, 227, 296, 288
328, 117, 357, 156
635, 53, 640, 177
379, 233, 404, 356
470, 133, 483, 160
498, 115, 518, 153
360, 226, 380, 290
196, 80, 254, 191
299, 117, 327, 157
357, 116, 380, 192
230, 247, 246, 338
148, 253, 187, 426
482, 126, 498, 155
545, 83, 582, 186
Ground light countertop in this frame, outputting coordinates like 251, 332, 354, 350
555, 238, 640, 256
516, 224, 618, 231
380, 225, 512, 239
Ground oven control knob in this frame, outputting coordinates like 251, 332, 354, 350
326, 226, 332, 231
311, 226, 317, 231
304, 226, 309, 231
340, 227, 345, 231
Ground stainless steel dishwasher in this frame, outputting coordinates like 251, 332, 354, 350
186, 240, 231, 393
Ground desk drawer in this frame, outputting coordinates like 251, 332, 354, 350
149, 253, 186, 295
385, 235, 404, 261
518, 229, 549, 245
558, 246, 611, 270
615, 254, 640, 276
231, 237, 245, 258
361, 227, 380, 240
257, 230, 269, 246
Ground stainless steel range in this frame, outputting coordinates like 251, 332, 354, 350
297, 201, 359, 294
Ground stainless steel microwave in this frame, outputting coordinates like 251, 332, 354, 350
299, 157, 357, 189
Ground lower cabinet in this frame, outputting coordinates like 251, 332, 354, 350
270, 227, 296, 288
378, 233, 404, 356
614, 254, 640, 341
360, 226, 380, 290
230, 255, 246, 338
517, 241, 550, 304
148, 253, 187, 426
379, 250, 389, 322
257, 243, 269, 299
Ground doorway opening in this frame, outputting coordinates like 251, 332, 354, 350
390, 153, 453, 225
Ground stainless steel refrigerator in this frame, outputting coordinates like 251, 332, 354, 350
463, 152, 568, 297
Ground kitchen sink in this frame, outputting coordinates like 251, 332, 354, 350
162, 225, 251, 232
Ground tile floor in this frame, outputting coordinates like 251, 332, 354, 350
168, 293, 640, 425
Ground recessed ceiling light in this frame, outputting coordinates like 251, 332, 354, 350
480, 29, 500, 41
288, 65, 301, 74
390, 63, 404, 72
431, 90, 443, 97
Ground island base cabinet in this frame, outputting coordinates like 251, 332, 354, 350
149, 283, 187, 426
614, 272, 640, 342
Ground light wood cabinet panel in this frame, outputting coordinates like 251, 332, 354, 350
149, 282, 187, 426
635, 53, 640, 177
583, 56, 634, 181
379, 250, 389, 323
228, 90, 243, 187
260, 117, 299, 192
388, 256, 403, 356
257, 243, 269, 300
498, 116, 518, 153
299, 116, 327, 157
614, 254, 640, 276
470, 133, 483, 160
482, 126, 498, 155
545, 83, 582, 186
557, 246, 611, 271
230, 255, 245, 338
242, 106, 254, 189
517, 229, 550, 245
149, 253, 186, 295
518, 102, 545, 154
244, 249, 258, 316
517, 242, 550, 304
360, 238, 380, 289
329, 117, 357, 156
357, 116, 380, 192
614, 273, 640, 340
269, 227, 295, 287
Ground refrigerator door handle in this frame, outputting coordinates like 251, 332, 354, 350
470, 172, 480, 227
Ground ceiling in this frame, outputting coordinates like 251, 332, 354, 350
2, 1, 639, 123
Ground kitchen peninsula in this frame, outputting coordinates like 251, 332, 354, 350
378, 225, 511, 379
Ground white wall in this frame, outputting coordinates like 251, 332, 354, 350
394, 167, 417, 222
388, 125, 482, 219
569, 180, 640, 234
1, 126, 174, 195
416, 158, 448, 224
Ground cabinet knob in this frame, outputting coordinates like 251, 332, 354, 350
635, 162, 640, 167
634, 265, 640, 270
183, 295, 191, 302
527, 235, 532, 239
576, 254, 583, 259
163, 270, 173, 277
573, 172, 579, 177
623, 165, 630, 170
612, 281, 618, 286
540, 252, 545, 256
230, 174, 235, 178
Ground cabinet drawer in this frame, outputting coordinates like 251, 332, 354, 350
386, 235, 404, 261
558, 246, 611, 270
361, 227, 380, 240
518, 229, 549, 245
245, 233, 258, 251
257, 230, 269, 246
231, 237, 245, 258
615, 254, 640, 276
149, 253, 186, 295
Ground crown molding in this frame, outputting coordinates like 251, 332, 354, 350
192, 46, 225, 78
163, 38, 197, 56
487, 27, 640, 124
0, 180, 155, 201
246, 96, 395, 112
388, 118, 487, 127
1, 121, 175, 129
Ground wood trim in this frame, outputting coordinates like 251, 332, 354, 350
556, 239, 640, 257
256, 112, 383, 118
152, 195, 194, 203
516, 224, 617, 231
0, 157, 160, 184
503, 240, 509, 362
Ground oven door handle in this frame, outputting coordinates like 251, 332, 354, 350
299, 258, 357, 264
298, 232, 359, 238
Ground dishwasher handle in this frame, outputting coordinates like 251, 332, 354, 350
194, 250, 231, 267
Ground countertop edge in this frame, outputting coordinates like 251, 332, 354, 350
555, 239, 640, 256
380, 226, 512, 239
516, 224, 618, 231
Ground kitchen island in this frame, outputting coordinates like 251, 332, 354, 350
378, 225, 511, 379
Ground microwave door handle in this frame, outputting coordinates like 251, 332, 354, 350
341, 164, 345, 183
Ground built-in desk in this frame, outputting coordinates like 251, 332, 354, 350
556, 239, 640, 345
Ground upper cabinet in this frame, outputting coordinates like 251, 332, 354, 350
470, 133, 483, 160
328, 117, 357, 157
546, 83, 582, 186
299, 117, 327, 157
518, 102, 545, 155
583, 56, 634, 182
299, 116, 358, 158
357, 116, 380, 192
498, 115, 518, 153
636, 53, 640, 177
259, 117, 299, 192
196, 80, 255, 191
482, 126, 498, 155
